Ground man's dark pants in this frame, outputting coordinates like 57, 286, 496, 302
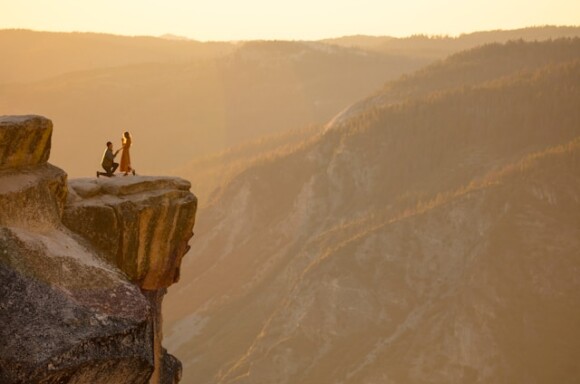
97, 162, 119, 177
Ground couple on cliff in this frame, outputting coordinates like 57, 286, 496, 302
97, 131, 136, 177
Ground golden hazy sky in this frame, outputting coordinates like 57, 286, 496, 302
1, 0, 579, 40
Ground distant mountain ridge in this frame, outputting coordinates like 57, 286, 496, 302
323, 25, 580, 55
160, 33, 194, 41
0, 29, 235, 84
0, 30, 429, 176
2, 26, 579, 178
164, 38, 580, 384
176, 38, 580, 204
328, 38, 580, 128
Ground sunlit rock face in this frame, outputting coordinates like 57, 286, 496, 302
63, 177, 197, 291
60, 140, 197, 384
0, 115, 153, 383
0, 227, 154, 384
0, 115, 52, 170
0, 115, 196, 384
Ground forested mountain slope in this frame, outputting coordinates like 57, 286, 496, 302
164, 40, 580, 384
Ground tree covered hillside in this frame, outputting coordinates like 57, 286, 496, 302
164, 39, 580, 384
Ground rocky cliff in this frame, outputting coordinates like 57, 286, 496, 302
0, 115, 197, 384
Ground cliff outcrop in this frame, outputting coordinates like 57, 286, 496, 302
63, 176, 196, 290
0, 115, 197, 384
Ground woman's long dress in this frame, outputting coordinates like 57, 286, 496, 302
120, 137, 132, 172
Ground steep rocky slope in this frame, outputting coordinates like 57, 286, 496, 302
164, 41, 580, 383
215, 140, 580, 384
0, 115, 197, 384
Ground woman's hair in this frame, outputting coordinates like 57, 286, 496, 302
123, 131, 132, 144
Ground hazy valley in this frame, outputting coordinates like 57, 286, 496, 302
164, 38, 580, 383
2, 27, 579, 179
2, 26, 580, 384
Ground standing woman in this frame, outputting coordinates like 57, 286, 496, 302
120, 131, 136, 176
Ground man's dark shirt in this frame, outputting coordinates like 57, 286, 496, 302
102, 148, 115, 168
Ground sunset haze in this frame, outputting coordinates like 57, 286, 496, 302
1, 2, 580, 384
0, 0, 579, 40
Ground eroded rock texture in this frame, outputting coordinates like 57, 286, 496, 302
0, 115, 52, 170
0, 115, 196, 384
63, 176, 197, 290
